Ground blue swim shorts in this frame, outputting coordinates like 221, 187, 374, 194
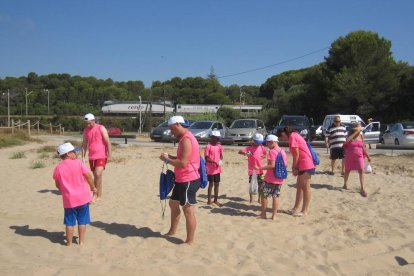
64, 203, 90, 226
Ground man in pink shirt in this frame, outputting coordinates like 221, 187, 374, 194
277, 127, 315, 217
159, 116, 201, 245
82, 113, 112, 201
204, 130, 224, 206
53, 142, 96, 246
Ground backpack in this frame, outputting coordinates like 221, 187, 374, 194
274, 149, 288, 179
159, 163, 175, 217
306, 143, 320, 166
199, 157, 209, 189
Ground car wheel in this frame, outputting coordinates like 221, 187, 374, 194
394, 139, 399, 145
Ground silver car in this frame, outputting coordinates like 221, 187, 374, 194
382, 122, 414, 146
226, 119, 267, 144
189, 121, 227, 139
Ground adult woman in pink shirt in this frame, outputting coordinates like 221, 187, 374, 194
160, 116, 201, 245
277, 127, 315, 217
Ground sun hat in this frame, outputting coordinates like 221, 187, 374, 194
84, 113, 95, 121
57, 142, 80, 156
167, 116, 190, 127
211, 130, 221, 138
253, 133, 264, 144
266, 134, 279, 142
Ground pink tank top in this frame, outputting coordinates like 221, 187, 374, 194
84, 123, 107, 160
175, 131, 200, 183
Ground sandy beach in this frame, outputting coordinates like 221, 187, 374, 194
1, 135, 414, 275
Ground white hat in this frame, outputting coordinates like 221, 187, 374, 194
167, 116, 190, 127
211, 130, 221, 138
253, 133, 264, 143
266, 134, 279, 142
57, 142, 80, 156
84, 113, 95, 121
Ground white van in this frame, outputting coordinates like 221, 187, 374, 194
322, 114, 365, 137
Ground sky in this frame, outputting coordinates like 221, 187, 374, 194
1, 0, 413, 87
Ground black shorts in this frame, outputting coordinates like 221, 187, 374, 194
330, 147, 345, 160
170, 179, 201, 206
207, 173, 221, 183
298, 168, 315, 175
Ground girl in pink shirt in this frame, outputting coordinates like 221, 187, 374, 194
204, 131, 224, 206
277, 127, 314, 217
255, 135, 287, 220
238, 133, 267, 203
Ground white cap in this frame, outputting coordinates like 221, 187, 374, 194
253, 133, 264, 143
211, 130, 221, 138
57, 142, 80, 156
84, 113, 95, 121
167, 116, 190, 127
266, 134, 279, 142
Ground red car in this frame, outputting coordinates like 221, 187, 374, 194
107, 127, 122, 135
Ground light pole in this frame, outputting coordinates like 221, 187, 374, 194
2, 89, 10, 127
139, 96, 142, 134
25, 88, 34, 117
44, 89, 50, 114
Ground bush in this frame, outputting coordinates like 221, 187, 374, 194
31, 160, 46, 169
10, 152, 26, 159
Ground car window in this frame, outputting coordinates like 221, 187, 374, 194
230, 120, 256, 128
402, 122, 414, 129
258, 121, 264, 128
158, 121, 168, 127
212, 123, 218, 129
190, 122, 213, 129
280, 117, 309, 126
217, 123, 223, 129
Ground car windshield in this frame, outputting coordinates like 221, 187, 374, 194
279, 117, 309, 126
230, 120, 256, 129
402, 122, 414, 129
190, 122, 213, 129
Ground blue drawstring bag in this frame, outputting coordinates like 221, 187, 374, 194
199, 157, 208, 189
306, 143, 320, 166
159, 163, 175, 217
274, 151, 288, 179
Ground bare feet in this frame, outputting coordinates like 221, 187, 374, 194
212, 201, 222, 207
360, 190, 367, 197
287, 208, 299, 215
271, 216, 278, 221
342, 185, 348, 190
207, 201, 212, 205
292, 212, 306, 217
165, 231, 176, 236
256, 213, 266, 219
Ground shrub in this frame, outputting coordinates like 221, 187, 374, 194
10, 152, 26, 159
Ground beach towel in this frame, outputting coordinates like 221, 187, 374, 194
306, 143, 320, 166
274, 151, 288, 179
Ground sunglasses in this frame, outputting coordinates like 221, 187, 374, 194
334, 121, 341, 123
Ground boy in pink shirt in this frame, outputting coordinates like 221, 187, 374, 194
255, 135, 287, 220
53, 142, 96, 246
204, 130, 224, 206
238, 133, 267, 203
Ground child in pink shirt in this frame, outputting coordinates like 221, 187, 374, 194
53, 143, 96, 246
204, 131, 224, 206
255, 135, 287, 220
238, 133, 267, 203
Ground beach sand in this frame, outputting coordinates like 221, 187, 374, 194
1, 135, 414, 275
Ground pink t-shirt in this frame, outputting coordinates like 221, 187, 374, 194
204, 143, 224, 175
84, 123, 107, 160
53, 159, 92, 208
289, 132, 314, 171
264, 147, 288, 185
175, 131, 200, 183
241, 145, 267, 176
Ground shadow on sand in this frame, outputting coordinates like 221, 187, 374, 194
38, 189, 61, 195
9, 225, 66, 245
90, 221, 182, 244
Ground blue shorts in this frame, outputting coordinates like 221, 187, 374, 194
64, 203, 90, 226
299, 168, 315, 176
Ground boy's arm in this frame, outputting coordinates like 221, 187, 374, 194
81, 132, 88, 161
101, 126, 112, 163
55, 181, 60, 191
84, 172, 97, 193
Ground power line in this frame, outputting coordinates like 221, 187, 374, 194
217, 46, 330, 79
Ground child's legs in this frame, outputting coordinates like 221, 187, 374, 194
272, 196, 280, 219
213, 182, 220, 202
292, 178, 303, 211
207, 181, 214, 203
65, 226, 74, 246
260, 196, 268, 218
78, 225, 86, 245
299, 173, 312, 215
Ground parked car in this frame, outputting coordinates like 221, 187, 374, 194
226, 119, 267, 144
188, 121, 227, 139
382, 122, 414, 146
150, 121, 169, 141
272, 115, 316, 141
379, 124, 391, 144
162, 119, 196, 141
322, 114, 365, 138
107, 127, 122, 135
362, 121, 385, 144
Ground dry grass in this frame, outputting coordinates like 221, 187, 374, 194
9, 152, 26, 159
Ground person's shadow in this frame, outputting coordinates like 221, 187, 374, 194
9, 225, 66, 245
90, 221, 182, 244
37, 189, 61, 195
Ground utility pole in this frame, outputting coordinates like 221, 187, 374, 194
25, 88, 34, 117
44, 89, 50, 114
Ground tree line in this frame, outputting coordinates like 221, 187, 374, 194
1, 30, 413, 129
